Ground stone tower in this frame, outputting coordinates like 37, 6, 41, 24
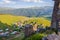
51, 0, 60, 33
24, 24, 33, 37
24, 24, 38, 37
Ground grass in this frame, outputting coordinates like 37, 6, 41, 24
0, 14, 51, 27
11, 33, 47, 40
23, 33, 47, 40
0, 14, 28, 25
0, 14, 51, 40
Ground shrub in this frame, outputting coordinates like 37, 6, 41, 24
24, 33, 47, 40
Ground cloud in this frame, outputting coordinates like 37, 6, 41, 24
3, 0, 11, 3
1, 0, 52, 4
0, 0, 16, 4
2, 0, 45, 3
22, 0, 43, 3
0, 0, 54, 8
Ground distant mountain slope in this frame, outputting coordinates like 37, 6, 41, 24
0, 6, 53, 17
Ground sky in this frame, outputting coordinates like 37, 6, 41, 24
0, 0, 54, 8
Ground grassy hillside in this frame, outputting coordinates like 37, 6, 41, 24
0, 14, 28, 25
0, 14, 51, 27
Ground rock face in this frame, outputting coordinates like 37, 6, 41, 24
42, 34, 60, 40
47, 34, 60, 40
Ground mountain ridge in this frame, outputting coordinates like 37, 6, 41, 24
0, 6, 53, 17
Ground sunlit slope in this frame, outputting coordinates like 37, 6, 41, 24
0, 15, 51, 27
0, 15, 28, 25
27, 17, 51, 27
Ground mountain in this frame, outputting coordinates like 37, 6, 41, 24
0, 6, 53, 17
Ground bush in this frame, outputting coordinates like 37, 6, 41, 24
24, 33, 47, 40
